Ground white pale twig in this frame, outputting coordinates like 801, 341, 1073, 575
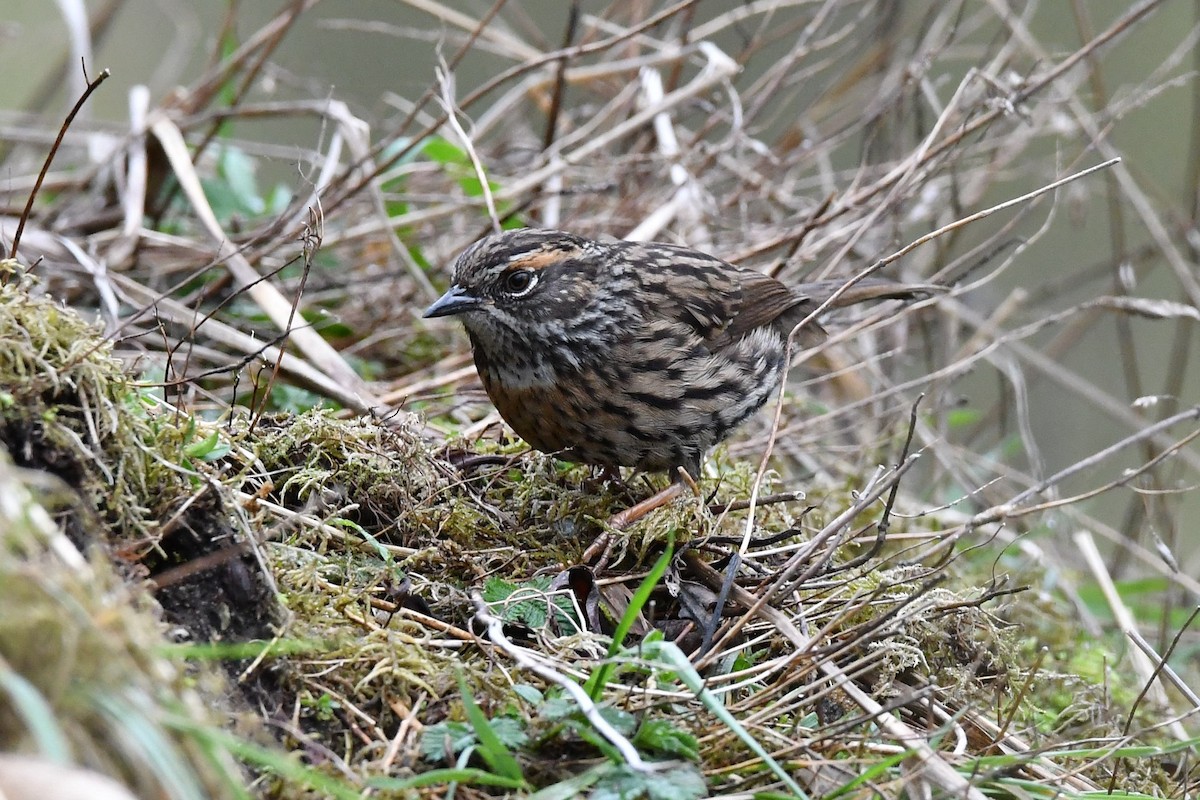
471, 593, 659, 773
436, 60, 501, 235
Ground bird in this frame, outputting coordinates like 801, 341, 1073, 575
424, 228, 934, 481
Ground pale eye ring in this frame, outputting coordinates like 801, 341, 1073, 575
502, 269, 538, 297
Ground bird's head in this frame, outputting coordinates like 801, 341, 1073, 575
423, 228, 595, 324
424, 228, 627, 381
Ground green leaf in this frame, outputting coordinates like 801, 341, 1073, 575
0, 667, 71, 763
946, 407, 981, 427
301, 308, 354, 339
820, 747, 909, 798
513, 684, 544, 705
367, 767, 526, 791
420, 718, 528, 764
183, 430, 222, 459
217, 146, 264, 214
542, 698, 633, 736
591, 763, 706, 800
420, 721, 474, 761
380, 136, 421, 167
457, 673, 525, 784
167, 716, 361, 800
422, 137, 469, 165
459, 176, 500, 198
267, 385, 329, 414
633, 719, 699, 761
586, 533, 673, 699
482, 576, 576, 630
639, 639, 809, 799
265, 184, 293, 216
527, 762, 611, 800
487, 716, 529, 750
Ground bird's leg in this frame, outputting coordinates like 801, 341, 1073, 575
606, 482, 684, 531
585, 467, 700, 565
596, 464, 624, 484
605, 466, 698, 530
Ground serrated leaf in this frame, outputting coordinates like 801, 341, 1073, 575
488, 716, 529, 750
419, 721, 474, 761
513, 684, 544, 705
591, 763, 706, 800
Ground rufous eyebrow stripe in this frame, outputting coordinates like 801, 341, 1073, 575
506, 246, 580, 272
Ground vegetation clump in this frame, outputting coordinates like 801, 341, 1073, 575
1, 3, 1197, 798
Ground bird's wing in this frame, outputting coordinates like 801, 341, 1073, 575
719, 270, 818, 343
623, 240, 939, 351
623, 241, 813, 348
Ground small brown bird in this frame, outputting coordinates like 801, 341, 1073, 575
424, 228, 932, 479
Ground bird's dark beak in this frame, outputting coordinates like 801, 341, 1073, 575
423, 285, 481, 318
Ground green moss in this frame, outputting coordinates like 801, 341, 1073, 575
0, 279, 219, 551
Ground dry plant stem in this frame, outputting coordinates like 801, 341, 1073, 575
1126, 620, 1200, 708
378, 695, 426, 781
989, 646, 1047, 748
380, 361, 475, 406
172, 1, 317, 160
589, 469, 700, 561
249, 206, 322, 431
938, 425, 1200, 598
9, 64, 109, 264
148, 115, 378, 408
112, 275, 372, 411
739, 159, 1118, 548
326, 33, 715, 243
437, 64, 501, 233
471, 593, 658, 773
496, 42, 741, 206
607, 482, 685, 531
305, 99, 440, 301
387, 608, 475, 644
243, 497, 420, 558
1074, 532, 1179, 724
994, 0, 1200, 311
897, 290, 1200, 518
684, 554, 988, 800
147, 541, 251, 591
701, 455, 919, 669
816, 59, 985, 281
5, 0, 115, 128
707, 397, 916, 656
338, 0, 699, 202
732, 1, 1159, 268
1116, 635, 1200, 793
145, 1, 318, 225
540, 2, 578, 153
982, 405, 1200, 520
1069, 0, 1148, 488
400, 0, 539, 61
943, 299, 1200, 474
106, 85, 151, 270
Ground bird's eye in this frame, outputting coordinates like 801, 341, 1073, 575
502, 269, 538, 297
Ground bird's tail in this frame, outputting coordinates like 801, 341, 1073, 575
800, 277, 946, 308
